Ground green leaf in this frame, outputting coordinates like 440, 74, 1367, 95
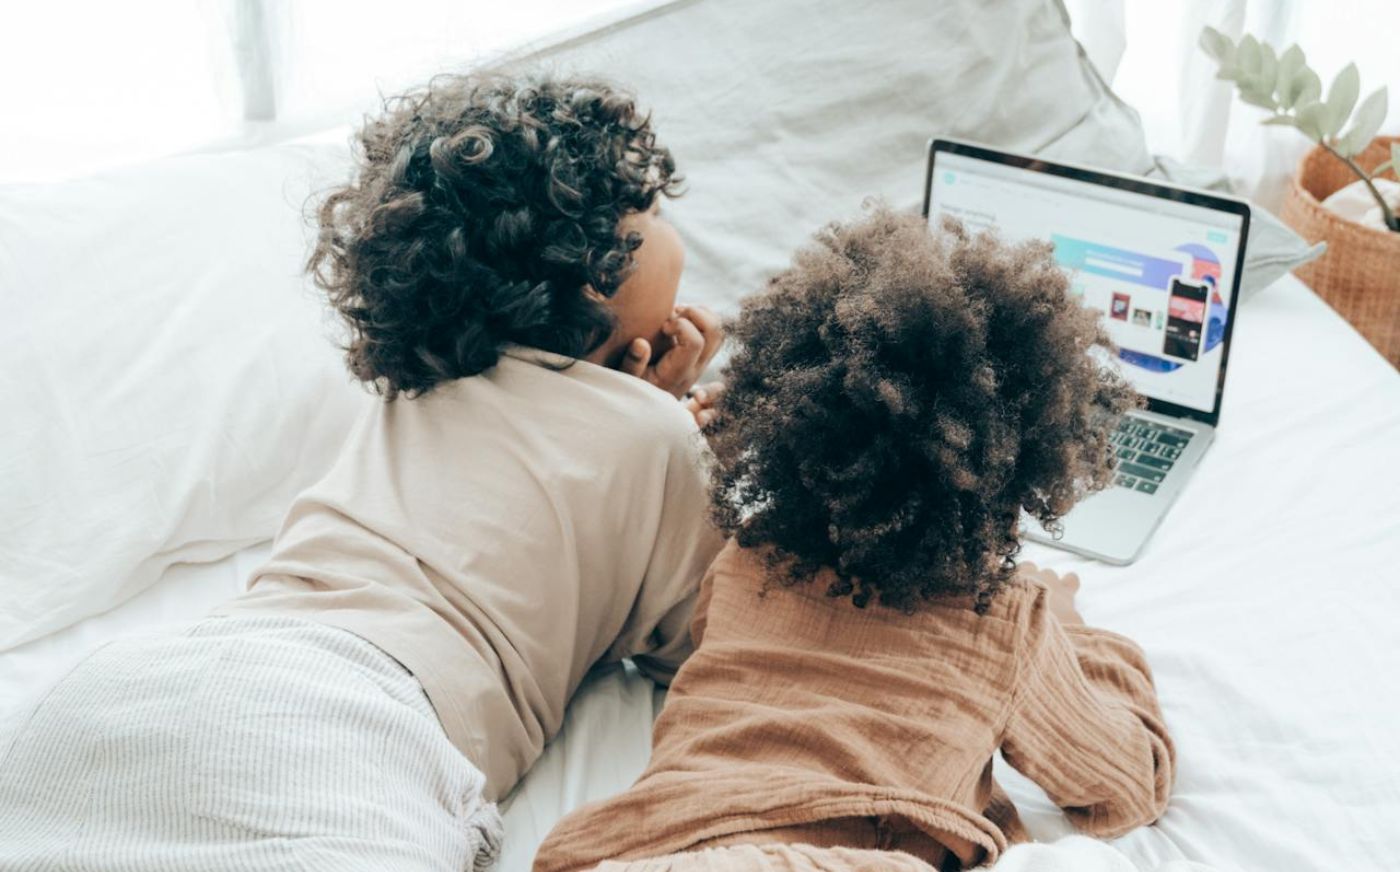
1236, 35, 1262, 78
1372, 146, 1400, 182
1253, 42, 1278, 97
1218, 44, 1238, 78
1295, 67, 1323, 107
1243, 36, 1265, 74
1280, 61, 1320, 112
1276, 45, 1307, 109
1262, 115, 1299, 128
1295, 100, 1328, 141
1201, 27, 1238, 80
1229, 36, 1268, 101
1323, 63, 1360, 139
1199, 26, 1234, 61
1240, 85, 1279, 111
1338, 86, 1388, 156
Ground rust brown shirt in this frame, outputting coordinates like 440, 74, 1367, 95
535, 541, 1173, 870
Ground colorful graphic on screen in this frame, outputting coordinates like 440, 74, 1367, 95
1164, 279, 1208, 362
1050, 235, 1228, 374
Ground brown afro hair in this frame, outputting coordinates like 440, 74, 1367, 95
307, 71, 680, 398
705, 204, 1140, 611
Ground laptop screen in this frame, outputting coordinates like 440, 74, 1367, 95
926, 146, 1247, 419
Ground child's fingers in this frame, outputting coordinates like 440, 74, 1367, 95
691, 381, 725, 408
669, 315, 704, 352
619, 338, 650, 378
683, 396, 714, 429
677, 303, 718, 331
653, 320, 704, 397
677, 304, 723, 367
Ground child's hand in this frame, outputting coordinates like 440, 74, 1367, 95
1019, 561, 1085, 626
619, 304, 723, 398
683, 382, 725, 429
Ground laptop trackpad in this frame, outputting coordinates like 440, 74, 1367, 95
1020, 488, 1164, 565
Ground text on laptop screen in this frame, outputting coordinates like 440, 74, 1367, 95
928, 151, 1244, 415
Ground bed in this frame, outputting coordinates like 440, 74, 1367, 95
2, 1, 1397, 870
4, 271, 1395, 872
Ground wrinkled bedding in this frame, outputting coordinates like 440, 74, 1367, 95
4, 274, 1395, 872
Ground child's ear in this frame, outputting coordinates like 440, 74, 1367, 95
582, 284, 608, 304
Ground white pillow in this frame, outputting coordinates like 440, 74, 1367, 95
0, 142, 371, 651
523, 0, 1154, 311
1148, 156, 1324, 300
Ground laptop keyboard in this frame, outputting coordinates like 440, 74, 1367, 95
1108, 416, 1194, 495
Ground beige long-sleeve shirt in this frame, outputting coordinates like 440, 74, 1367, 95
535, 541, 1174, 870
217, 346, 723, 800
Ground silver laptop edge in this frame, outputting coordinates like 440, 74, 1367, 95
922, 138, 1251, 565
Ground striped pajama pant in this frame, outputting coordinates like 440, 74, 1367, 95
582, 844, 939, 872
0, 616, 501, 871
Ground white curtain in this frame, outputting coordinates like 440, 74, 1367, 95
1068, 0, 1400, 211
0, 0, 643, 184
3, 0, 1394, 193
231, 0, 642, 140
0, 1, 242, 184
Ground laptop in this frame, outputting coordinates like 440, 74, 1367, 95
921, 138, 1250, 564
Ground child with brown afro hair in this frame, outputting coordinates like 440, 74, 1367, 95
535, 204, 1173, 872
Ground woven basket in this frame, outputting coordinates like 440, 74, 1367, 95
1280, 136, 1400, 367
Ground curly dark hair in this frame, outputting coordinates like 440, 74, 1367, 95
706, 205, 1140, 611
307, 71, 680, 398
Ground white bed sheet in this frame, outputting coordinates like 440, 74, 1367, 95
2, 274, 1397, 872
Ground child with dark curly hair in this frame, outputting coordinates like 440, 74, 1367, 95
535, 206, 1172, 872
0, 72, 724, 871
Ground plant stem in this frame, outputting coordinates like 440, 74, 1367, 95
1318, 140, 1400, 232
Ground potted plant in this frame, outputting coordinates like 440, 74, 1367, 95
1200, 27, 1398, 366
